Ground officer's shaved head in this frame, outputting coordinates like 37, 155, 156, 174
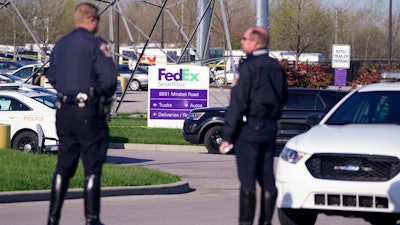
248, 27, 269, 48
74, 2, 100, 33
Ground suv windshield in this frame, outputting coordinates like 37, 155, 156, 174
325, 91, 400, 125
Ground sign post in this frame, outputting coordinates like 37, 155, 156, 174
332, 44, 351, 86
147, 65, 209, 128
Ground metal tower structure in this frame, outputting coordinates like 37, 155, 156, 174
96, 0, 239, 112
0, 0, 269, 113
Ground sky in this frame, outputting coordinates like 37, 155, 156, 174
321, 0, 400, 12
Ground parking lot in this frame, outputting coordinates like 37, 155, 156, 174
0, 85, 388, 225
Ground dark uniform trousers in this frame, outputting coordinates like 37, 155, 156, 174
235, 118, 278, 225
55, 103, 108, 178
48, 103, 108, 225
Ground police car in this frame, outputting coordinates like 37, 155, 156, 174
0, 85, 58, 153
275, 72, 400, 225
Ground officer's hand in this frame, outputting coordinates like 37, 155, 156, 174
219, 141, 233, 154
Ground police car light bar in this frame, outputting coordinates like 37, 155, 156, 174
381, 72, 400, 82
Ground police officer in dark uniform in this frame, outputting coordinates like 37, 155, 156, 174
219, 27, 288, 225
46, 2, 118, 225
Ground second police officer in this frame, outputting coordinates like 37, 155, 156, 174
220, 27, 288, 225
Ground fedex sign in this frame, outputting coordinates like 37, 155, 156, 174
148, 65, 209, 128
158, 68, 199, 82
150, 65, 208, 88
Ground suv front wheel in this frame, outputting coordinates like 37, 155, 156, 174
204, 126, 223, 154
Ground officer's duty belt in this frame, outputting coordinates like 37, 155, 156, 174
57, 94, 76, 103
56, 92, 89, 108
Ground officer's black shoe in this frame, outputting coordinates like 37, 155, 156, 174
239, 188, 256, 225
84, 175, 103, 225
47, 174, 69, 225
258, 189, 277, 225
85, 217, 104, 225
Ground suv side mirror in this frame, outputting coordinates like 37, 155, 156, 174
306, 113, 324, 127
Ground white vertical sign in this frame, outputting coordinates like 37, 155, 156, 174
332, 44, 351, 69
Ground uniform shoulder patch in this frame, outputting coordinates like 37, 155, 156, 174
99, 42, 112, 57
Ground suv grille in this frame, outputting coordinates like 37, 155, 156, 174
306, 153, 400, 181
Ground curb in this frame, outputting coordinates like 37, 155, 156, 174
0, 181, 191, 204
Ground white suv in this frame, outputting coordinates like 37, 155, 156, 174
276, 72, 400, 225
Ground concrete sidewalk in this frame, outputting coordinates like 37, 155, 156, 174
0, 143, 206, 203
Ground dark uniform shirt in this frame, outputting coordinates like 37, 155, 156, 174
222, 48, 288, 144
47, 28, 117, 97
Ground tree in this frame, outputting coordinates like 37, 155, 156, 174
269, 0, 332, 63
211, 0, 255, 49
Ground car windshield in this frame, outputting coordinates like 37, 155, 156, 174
33, 95, 57, 109
325, 91, 400, 125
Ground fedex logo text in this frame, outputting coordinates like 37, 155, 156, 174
158, 68, 199, 82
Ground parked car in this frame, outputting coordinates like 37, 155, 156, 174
118, 64, 148, 91
211, 69, 235, 85
0, 86, 58, 153
182, 88, 348, 154
0, 60, 23, 74
275, 72, 400, 225
9, 63, 49, 86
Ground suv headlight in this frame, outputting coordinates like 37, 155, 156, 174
280, 147, 306, 164
187, 112, 205, 120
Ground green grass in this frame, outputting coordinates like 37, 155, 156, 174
0, 149, 180, 192
108, 113, 199, 145
0, 113, 193, 192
